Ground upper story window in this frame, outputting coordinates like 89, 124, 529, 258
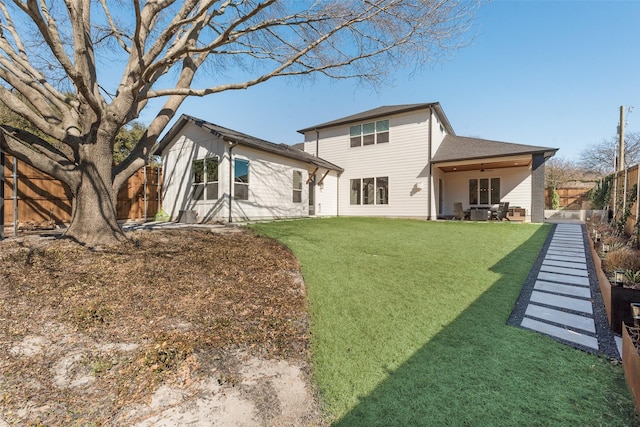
350, 120, 389, 147
192, 157, 219, 200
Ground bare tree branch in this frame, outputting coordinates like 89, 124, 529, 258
0, 0, 480, 245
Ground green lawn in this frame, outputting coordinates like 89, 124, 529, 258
252, 217, 637, 426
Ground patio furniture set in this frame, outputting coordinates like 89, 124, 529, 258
453, 202, 514, 221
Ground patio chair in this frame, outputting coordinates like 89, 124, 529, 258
453, 202, 468, 220
492, 202, 510, 221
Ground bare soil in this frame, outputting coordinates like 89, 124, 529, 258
0, 227, 324, 426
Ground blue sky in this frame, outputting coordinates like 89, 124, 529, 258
144, 0, 640, 161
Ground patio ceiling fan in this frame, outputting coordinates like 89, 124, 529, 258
480, 163, 493, 173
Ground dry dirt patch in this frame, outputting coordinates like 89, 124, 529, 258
0, 228, 323, 426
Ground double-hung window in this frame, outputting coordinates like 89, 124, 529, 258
234, 159, 249, 200
350, 177, 389, 205
349, 120, 389, 147
292, 171, 303, 203
192, 157, 219, 200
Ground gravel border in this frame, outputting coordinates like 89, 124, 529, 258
507, 222, 621, 360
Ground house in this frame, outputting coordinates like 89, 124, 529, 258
157, 115, 342, 223
297, 103, 558, 222
158, 103, 557, 224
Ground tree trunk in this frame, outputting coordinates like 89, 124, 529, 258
64, 145, 127, 247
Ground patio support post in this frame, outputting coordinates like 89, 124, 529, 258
531, 153, 545, 223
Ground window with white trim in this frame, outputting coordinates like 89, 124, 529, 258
234, 159, 249, 200
349, 120, 389, 147
192, 157, 219, 200
293, 170, 303, 203
350, 177, 389, 205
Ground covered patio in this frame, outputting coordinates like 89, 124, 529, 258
430, 135, 558, 223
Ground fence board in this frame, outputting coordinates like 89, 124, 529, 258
545, 186, 594, 209
3, 154, 162, 225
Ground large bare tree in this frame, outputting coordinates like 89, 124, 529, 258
579, 131, 640, 177
0, 0, 479, 246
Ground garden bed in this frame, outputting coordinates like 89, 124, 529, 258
623, 325, 640, 411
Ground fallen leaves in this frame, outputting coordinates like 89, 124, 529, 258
0, 228, 311, 425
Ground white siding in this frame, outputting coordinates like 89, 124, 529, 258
430, 111, 448, 157
162, 122, 313, 222
313, 172, 339, 216
440, 166, 532, 218
162, 125, 227, 222
304, 109, 432, 218
230, 146, 310, 221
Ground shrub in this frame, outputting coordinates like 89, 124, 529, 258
604, 247, 640, 273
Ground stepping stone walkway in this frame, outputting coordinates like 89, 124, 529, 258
509, 222, 620, 359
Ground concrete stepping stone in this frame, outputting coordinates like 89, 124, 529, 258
534, 280, 592, 298
546, 249, 585, 258
525, 304, 596, 333
521, 317, 598, 349
552, 237, 583, 243
537, 272, 590, 286
539, 264, 589, 277
545, 254, 585, 263
543, 259, 587, 270
548, 241, 584, 248
530, 290, 593, 314
548, 244, 584, 252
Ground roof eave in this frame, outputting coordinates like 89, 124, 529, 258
296, 102, 446, 134
432, 147, 559, 164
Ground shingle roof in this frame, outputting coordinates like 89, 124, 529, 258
297, 103, 455, 135
431, 135, 558, 163
155, 115, 343, 172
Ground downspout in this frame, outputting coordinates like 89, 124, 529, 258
228, 141, 237, 223
426, 108, 433, 220
315, 129, 319, 157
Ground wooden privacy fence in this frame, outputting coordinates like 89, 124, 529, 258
2, 154, 162, 226
609, 163, 640, 238
545, 186, 594, 209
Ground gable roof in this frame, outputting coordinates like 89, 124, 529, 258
155, 114, 343, 172
431, 135, 558, 163
297, 103, 455, 135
